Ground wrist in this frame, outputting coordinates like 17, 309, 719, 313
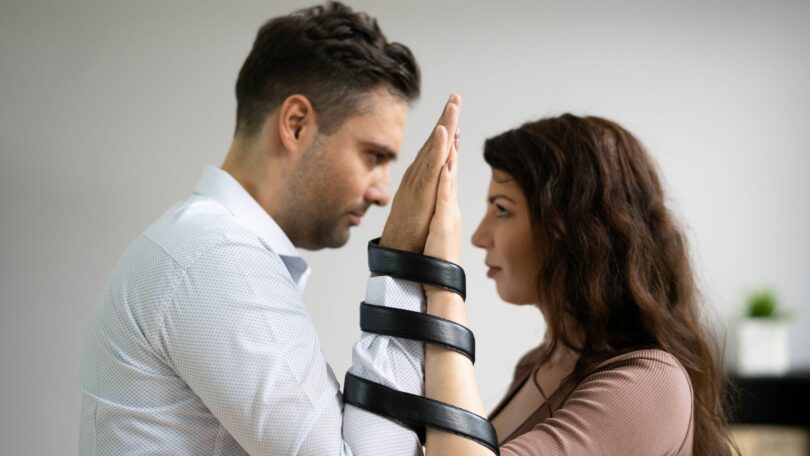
379, 232, 421, 254
424, 286, 468, 325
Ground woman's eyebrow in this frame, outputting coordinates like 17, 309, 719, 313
488, 194, 516, 204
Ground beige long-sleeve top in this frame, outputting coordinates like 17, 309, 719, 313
489, 348, 694, 456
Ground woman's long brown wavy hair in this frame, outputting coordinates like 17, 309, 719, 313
484, 114, 735, 456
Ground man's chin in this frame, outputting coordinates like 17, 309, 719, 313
326, 232, 351, 249
306, 226, 351, 250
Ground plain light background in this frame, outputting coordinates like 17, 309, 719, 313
2, 0, 809, 453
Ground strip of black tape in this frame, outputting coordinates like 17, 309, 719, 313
360, 302, 475, 363
368, 237, 466, 301
343, 372, 499, 455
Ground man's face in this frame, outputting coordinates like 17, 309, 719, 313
286, 87, 408, 250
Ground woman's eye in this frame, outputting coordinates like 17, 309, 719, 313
494, 204, 510, 218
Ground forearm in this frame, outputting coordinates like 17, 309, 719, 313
424, 289, 493, 455
344, 275, 425, 455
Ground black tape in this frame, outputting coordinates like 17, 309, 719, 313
343, 372, 499, 455
368, 237, 466, 300
360, 302, 475, 363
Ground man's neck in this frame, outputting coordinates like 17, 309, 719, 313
222, 139, 289, 240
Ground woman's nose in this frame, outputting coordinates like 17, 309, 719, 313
471, 216, 489, 249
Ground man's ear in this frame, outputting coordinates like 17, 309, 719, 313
276, 94, 318, 155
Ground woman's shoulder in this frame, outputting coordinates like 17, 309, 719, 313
586, 348, 691, 384
501, 349, 696, 455
572, 349, 694, 444
578, 348, 693, 403
556, 349, 694, 454
508, 346, 694, 417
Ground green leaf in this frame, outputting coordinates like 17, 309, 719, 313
746, 288, 778, 318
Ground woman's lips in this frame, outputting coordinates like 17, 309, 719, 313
486, 266, 502, 278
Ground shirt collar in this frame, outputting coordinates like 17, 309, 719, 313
193, 166, 310, 293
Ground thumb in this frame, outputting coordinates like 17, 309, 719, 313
435, 141, 457, 213
428, 124, 450, 175
448, 138, 458, 203
435, 161, 452, 212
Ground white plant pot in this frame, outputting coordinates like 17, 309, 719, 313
737, 319, 790, 375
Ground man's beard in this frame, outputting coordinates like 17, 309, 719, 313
284, 195, 368, 250
305, 202, 352, 249
284, 139, 360, 250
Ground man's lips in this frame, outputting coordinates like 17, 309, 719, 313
348, 212, 364, 226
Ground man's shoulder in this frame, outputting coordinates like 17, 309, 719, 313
143, 195, 276, 270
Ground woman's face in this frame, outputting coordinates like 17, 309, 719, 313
471, 169, 542, 305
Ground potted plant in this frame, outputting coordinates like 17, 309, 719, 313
737, 288, 791, 375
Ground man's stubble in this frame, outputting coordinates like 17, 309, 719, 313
284, 136, 357, 250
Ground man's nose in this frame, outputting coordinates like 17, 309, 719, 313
365, 170, 391, 207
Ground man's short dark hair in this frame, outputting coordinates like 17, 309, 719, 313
235, 1, 421, 137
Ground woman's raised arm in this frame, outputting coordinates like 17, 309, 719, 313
423, 137, 496, 455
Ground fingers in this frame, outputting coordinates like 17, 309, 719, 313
436, 158, 452, 212
434, 93, 462, 138
424, 135, 461, 261
417, 94, 461, 165
414, 125, 448, 185
448, 137, 458, 202
437, 140, 458, 211
434, 95, 461, 165
433, 124, 449, 169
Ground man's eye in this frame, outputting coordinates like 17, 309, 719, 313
368, 152, 386, 165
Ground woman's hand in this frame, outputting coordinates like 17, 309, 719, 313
424, 131, 460, 265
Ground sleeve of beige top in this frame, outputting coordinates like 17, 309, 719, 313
500, 356, 693, 456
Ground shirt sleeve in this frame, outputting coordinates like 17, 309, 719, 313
342, 276, 426, 455
160, 243, 424, 455
499, 357, 694, 456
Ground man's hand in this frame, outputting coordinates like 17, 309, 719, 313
380, 93, 461, 253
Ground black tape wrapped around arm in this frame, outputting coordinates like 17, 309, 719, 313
368, 237, 466, 300
360, 302, 475, 363
343, 372, 500, 455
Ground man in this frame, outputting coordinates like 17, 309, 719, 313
78, 3, 460, 455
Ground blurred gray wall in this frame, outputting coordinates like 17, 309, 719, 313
2, 0, 809, 453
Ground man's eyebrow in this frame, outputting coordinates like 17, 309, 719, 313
488, 194, 516, 204
360, 140, 398, 161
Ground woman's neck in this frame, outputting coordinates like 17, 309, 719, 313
537, 304, 585, 355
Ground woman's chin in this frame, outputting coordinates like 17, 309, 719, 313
495, 283, 536, 306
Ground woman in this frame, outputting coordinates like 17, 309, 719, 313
422, 114, 735, 455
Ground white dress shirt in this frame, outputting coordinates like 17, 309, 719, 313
79, 166, 425, 455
